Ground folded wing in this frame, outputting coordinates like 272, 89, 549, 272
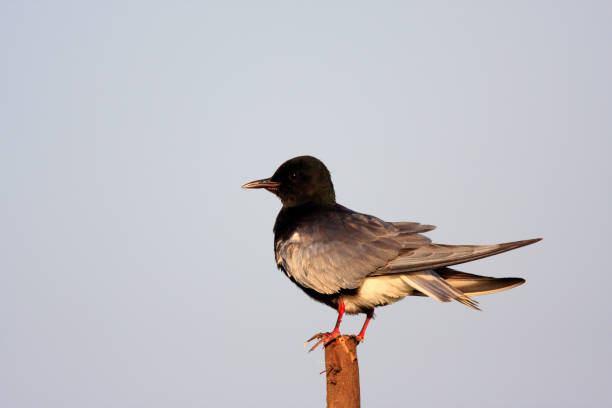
276, 208, 432, 294
371, 239, 541, 275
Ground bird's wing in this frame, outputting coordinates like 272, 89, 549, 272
371, 239, 541, 275
276, 211, 431, 294
391, 222, 436, 233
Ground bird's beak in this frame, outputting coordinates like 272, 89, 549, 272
241, 178, 281, 191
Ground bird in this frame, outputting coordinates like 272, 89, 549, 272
243, 155, 540, 351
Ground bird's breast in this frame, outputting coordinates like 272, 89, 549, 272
275, 230, 305, 276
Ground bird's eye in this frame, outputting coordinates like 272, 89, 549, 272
290, 172, 298, 180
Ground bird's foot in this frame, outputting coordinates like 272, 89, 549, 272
304, 330, 340, 352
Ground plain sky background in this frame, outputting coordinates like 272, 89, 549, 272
2, 1, 611, 407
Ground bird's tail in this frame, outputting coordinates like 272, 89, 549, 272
435, 267, 525, 296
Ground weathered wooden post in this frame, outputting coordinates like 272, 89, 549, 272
323, 335, 361, 408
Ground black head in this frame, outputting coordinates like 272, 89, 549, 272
242, 155, 336, 207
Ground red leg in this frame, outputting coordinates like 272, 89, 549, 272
330, 298, 345, 334
305, 298, 345, 352
356, 309, 374, 342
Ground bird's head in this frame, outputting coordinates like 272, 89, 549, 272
242, 155, 336, 208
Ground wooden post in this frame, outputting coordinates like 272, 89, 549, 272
324, 335, 361, 408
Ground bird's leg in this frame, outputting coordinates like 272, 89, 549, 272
356, 309, 374, 342
305, 298, 345, 352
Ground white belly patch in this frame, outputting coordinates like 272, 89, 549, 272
342, 275, 417, 314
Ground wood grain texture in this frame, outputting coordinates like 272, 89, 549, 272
324, 335, 360, 408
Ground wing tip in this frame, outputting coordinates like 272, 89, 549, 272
499, 237, 542, 252
507, 237, 542, 245
524, 237, 543, 245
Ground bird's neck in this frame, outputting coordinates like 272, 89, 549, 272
273, 203, 335, 238
280, 189, 336, 208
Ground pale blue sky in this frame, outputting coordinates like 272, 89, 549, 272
2, 1, 611, 407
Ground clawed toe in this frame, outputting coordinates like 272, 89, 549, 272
304, 331, 340, 352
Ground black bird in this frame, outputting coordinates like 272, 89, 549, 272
243, 156, 540, 351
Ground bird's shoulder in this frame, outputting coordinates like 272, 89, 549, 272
273, 204, 404, 248
274, 203, 433, 246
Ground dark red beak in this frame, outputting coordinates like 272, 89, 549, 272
241, 178, 281, 191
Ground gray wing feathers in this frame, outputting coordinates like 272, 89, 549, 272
373, 239, 541, 275
276, 212, 401, 294
396, 233, 432, 249
391, 222, 436, 234
276, 207, 538, 298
